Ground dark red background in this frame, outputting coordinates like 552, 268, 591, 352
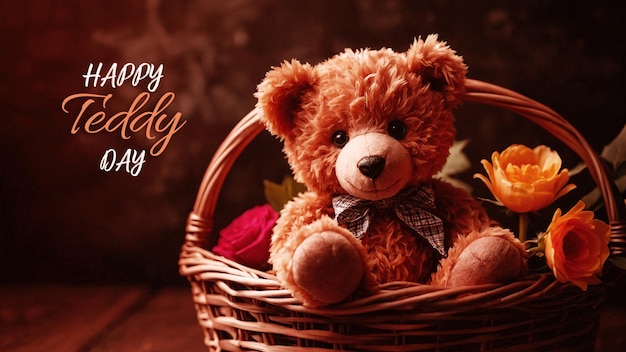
1, 1, 624, 288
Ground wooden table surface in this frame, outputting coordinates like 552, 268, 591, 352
1, 284, 624, 351
0, 285, 205, 352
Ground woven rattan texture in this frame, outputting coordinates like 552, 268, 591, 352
180, 79, 626, 351
181, 246, 604, 351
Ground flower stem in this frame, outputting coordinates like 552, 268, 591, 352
519, 213, 529, 243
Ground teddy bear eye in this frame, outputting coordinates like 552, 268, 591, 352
332, 130, 349, 148
388, 120, 407, 140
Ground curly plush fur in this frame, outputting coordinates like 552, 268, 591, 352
256, 35, 527, 307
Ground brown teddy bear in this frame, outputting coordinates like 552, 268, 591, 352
256, 35, 527, 308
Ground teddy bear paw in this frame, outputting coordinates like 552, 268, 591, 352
447, 235, 526, 286
292, 231, 364, 306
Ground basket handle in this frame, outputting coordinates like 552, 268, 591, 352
185, 79, 626, 256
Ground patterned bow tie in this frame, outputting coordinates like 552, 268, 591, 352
332, 185, 446, 257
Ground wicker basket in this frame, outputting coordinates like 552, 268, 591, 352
179, 79, 626, 351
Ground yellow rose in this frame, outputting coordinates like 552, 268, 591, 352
474, 144, 576, 213
544, 201, 611, 290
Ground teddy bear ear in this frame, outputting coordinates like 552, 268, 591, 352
255, 59, 316, 139
406, 34, 468, 106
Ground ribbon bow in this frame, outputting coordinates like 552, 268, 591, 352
332, 185, 446, 256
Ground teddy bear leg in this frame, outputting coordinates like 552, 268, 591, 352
274, 216, 369, 307
433, 227, 527, 286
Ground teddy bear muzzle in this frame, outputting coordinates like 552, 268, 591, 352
336, 132, 412, 201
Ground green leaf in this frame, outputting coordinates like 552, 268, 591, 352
601, 124, 626, 169
436, 139, 473, 193
609, 255, 626, 271
580, 124, 626, 208
614, 161, 626, 179
263, 176, 307, 212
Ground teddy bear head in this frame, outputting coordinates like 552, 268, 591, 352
256, 35, 467, 201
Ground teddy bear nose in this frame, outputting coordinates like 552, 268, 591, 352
358, 156, 386, 179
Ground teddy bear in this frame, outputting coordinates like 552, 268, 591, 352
255, 34, 528, 308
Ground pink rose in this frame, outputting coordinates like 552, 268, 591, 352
212, 204, 278, 268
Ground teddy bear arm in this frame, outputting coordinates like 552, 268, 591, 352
269, 191, 334, 254
269, 192, 371, 307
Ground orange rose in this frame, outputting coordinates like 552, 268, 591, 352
544, 201, 611, 290
474, 144, 576, 213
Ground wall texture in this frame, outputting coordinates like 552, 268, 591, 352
1, 0, 624, 284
